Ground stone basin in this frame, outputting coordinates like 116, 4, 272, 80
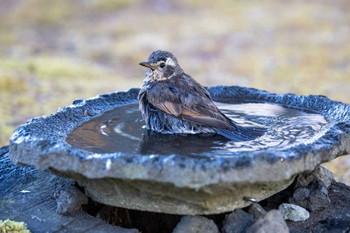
9, 86, 350, 215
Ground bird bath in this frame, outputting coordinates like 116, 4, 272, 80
66, 101, 329, 156
9, 86, 350, 215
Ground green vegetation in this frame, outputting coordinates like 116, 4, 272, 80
0, 219, 31, 233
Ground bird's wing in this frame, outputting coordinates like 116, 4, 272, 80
147, 79, 234, 129
156, 100, 182, 117
148, 86, 234, 129
181, 104, 234, 129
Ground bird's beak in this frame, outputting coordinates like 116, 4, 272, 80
139, 61, 156, 70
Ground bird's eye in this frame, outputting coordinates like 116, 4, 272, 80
159, 62, 165, 68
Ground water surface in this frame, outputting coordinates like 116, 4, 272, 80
66, 102, 330, 157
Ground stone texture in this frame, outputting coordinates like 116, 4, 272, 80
286, 181, 350, 232
296, 166, 334, 189
0, 151, 139, 233
246, 210, 289, 233
289, 188, 310, 209
8, 86, 350, 214
290, 166, 334, 212
3, 144, 350, 233
74, 174, 295, 215
278, 203, 310, 222
173, 216, 219, 233
222, 209, 254, 233
248, 203, 267, 220
290, 180, 331, 212
54, 186, 88, 215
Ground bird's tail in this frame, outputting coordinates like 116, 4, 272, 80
214, 125, 266, 142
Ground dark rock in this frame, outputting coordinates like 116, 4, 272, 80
308, 182, 331, 212
287, 181, 350, 233
290, 166, 333, 211
289, 188, 310, 209
54, 186, 88, 215
295, 166, 333, 189
246, 210, 289, 233
248, 203, 267, 220
290, 166, 333, 213
222, 209, 254, 233
173, 216, 219, 233
278, 203, 309, 222
290, 180, 330, 211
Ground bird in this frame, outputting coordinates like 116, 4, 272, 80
138, 50, 265, 141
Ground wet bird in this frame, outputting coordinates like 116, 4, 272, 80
138, 50, 265, 141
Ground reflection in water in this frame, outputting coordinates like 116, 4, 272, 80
66, 102, 330, 157
137, 131, 228, 157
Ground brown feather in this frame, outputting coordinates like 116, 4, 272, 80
157, 101, 182, 117
181, 107, 234, 129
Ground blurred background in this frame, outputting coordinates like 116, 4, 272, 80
0, 0, 349, 183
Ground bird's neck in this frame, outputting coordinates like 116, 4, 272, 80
146, 70, 175, 82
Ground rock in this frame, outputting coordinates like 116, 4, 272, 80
222, 209, 254, 233
278, 203, 309, 222
296, 166, 333, 189
289, 187, 310, 209
248, 203, 267, 220
78, 176, 294, 215
290, 180, 330, 211
54, 186, 88, 215
8, 86, 350, 214
0, 154, 140, 233
286, 181, 350, 233
173, 216, 219, 233
308, 182, 331, 211
0, 145, 9, 156
291, 167, 332, 212
246, 210, 289, 233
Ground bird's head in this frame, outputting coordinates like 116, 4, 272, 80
139, 50, 182, 80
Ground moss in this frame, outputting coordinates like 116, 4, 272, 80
25, 56, 108, 79
14, 0, 74, 26
0, 75, 29, 92
0, 33, 17, 48
0, 220, 31, 233
86, 0, 136, 12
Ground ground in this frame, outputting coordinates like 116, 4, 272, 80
0, 0, 349, 183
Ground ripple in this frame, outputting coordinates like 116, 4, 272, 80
66, 102, 329, 157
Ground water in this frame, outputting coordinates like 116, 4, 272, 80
66, 102, 331, 157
